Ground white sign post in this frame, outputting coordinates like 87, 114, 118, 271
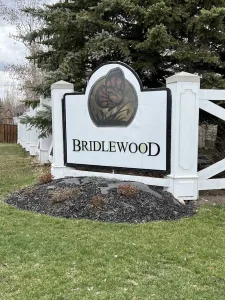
165, 72, 200, 200
62, 63, 171, 173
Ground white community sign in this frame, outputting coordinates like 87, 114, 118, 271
62, 63, 171, 173
18, 61, 225, 200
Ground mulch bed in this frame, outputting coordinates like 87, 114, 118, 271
5, 177, 196, 223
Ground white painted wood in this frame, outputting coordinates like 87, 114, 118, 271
200, 89, 225, 101
61, 168, 170, 187
200, 100, 225, 121
199, 179, 225, 190
179, 89, 196, 170
165, 72, 200, 200
20, 123, 24, 147
36, 140, 40, 155
25, 123, 30, 152
39, 136, 52, 163
22, 123, 27, 148
65, 91, 168, 171
38, 97, 52, 164
198, 159, 225, 180
48, 141, 53, 163
167, 72, 200, 84
29, 107, 40, 156
19, 124, 21, 145
17, 120, 21, 144
51, 81, 74, 178
49, 72, 225, 197
19, 110, 30, 149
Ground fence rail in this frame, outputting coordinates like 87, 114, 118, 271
0, 124, 17, 143
200, 89, 225, 101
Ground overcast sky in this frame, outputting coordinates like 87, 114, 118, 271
0, 0, 56, 99
0, 2, 27, 98
0, 23, 26, 98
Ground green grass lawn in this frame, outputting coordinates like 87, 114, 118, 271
1, 143, 225, 300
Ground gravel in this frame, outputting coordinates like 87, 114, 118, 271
5, 177, 196, 223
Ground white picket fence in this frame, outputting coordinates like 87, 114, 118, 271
17, 72, 225, 200
17, 96, 53, 164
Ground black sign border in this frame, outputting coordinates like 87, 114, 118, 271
62, 61, 172, 175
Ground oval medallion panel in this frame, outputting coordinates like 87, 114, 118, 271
88, 68, 138, 127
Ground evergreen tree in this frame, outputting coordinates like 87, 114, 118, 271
24, 0, 225, 96
20, 104, 52, 138
22, 0, 225, 151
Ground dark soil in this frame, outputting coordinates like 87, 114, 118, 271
5, 177, 196, 223
199, 189, 225, 206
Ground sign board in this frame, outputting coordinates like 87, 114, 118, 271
62, 62, 171, 173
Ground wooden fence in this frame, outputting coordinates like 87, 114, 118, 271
0, 124, 17, 143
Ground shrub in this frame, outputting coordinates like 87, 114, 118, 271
90, 195, 105, 210
118, 184, 138, 198
39, 172, 54, 184
50, 187, 79, 203
23, 186, 37, 195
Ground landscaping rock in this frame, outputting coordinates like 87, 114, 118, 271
5, 177, 196, 223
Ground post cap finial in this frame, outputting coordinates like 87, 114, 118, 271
51, 80, 74, 90
166, 72, 200, 84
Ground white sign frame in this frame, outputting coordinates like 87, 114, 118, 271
62, 62, 171, 174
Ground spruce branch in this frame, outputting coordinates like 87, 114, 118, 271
20, 104, 52, 138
